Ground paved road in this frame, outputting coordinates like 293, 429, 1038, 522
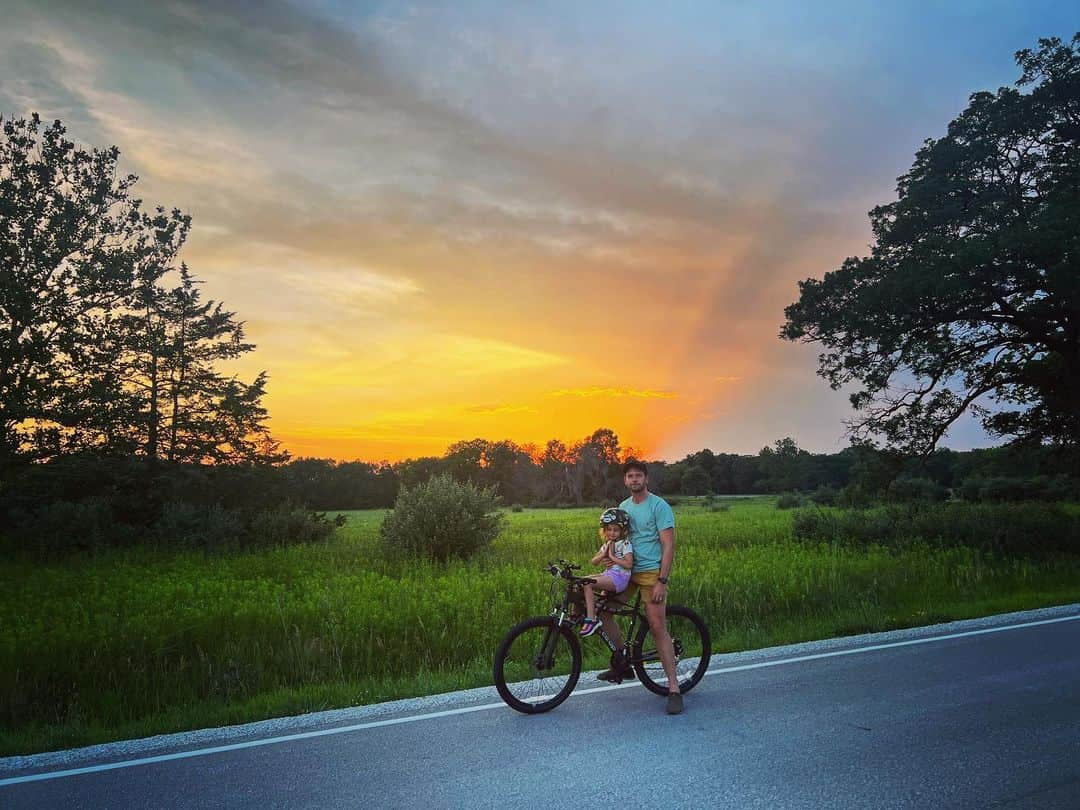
3, 609, 1079, 809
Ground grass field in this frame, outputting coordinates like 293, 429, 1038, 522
3, 496, 1080, 755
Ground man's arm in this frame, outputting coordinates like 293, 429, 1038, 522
653, 526, 675, 603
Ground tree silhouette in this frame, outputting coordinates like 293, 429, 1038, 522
782, 35, 1080, 454
0, 115, 184, 467
1, 114, 282, 468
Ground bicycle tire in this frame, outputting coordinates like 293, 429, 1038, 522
631, 604, 711, 696
493, 616, 582, 713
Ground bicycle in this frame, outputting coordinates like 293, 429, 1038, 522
493, 559, 711, 713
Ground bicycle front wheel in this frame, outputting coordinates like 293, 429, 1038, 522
494, 616, 582, 713
632, 604, 711, 696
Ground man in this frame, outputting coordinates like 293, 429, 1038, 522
597, 459, 682, 714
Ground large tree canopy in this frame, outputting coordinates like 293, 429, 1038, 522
782, 35, 1080, 454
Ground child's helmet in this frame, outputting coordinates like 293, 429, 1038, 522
599, 508, 630, 529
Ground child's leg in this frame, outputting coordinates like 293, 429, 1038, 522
584, 575, 618, 621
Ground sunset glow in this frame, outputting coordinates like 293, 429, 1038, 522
3, 1, 1072, 461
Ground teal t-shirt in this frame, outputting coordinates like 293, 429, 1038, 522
619, 492, 675, 573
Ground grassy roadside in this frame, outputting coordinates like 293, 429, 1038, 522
3, 498, 1079, 756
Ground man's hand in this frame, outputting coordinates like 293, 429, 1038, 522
652, 582, 668, 604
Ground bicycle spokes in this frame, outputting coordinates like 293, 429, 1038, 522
495, 618, 581, 713
633, 608, 711, 695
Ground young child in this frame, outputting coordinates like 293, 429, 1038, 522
580, 507, 634, 637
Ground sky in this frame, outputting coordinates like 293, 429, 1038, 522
2, 1, 1076, 462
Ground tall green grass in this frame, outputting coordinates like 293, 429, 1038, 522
3, 496, 1080, 755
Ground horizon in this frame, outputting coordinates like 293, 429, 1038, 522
2, 1, 1074, 463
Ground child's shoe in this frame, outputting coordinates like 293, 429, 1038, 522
579, 618, 601, 638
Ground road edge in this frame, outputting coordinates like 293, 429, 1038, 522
4, 600, 1079, 774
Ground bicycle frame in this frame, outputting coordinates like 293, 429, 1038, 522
548, 570, 646, 664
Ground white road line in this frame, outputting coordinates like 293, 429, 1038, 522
3, 612, 1078, 787
699, 612, 1080, 678
0, 704, 500, 787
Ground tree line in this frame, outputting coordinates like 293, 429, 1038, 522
266, 431, 1080, 510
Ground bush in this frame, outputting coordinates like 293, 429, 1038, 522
792, 502, 1080, 556
0, 455, 340, 556
837, 485, 876, 508
807, 485, 839, 506
154, 502, 341, 551
956, 475, 1080, 503
4, 497, 139, 555
153, 502, 244, 550
776, 492, 803, 510
981, 476, 1031, 502
380, 474, 503, 562
887, 477, 948, 503
246, 504, 343, 547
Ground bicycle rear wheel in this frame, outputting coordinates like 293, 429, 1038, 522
631, 605, 711, 696
494, 616, 582, 713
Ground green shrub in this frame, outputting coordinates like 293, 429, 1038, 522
6, 497, 138, 555
956, 475, 1080, 503
792, 502, 1080, 556
981, 477, 1032, 502
808, 485, 839, 506
246, 505, 343, 546
153, 502, 245, 550
887, 477, 948, 503
510, 504, 524, 513
776, 492, 803, 509
380, 474, 503, 562
837, 485, 876, 508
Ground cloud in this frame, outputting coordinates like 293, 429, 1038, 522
548, 387, 678, 400
3, 0, 1049, 459
466, 404, 539, 416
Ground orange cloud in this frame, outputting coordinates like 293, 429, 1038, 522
466, 404, 539, 416
548, 387, 678, 400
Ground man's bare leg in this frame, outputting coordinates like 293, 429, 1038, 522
599, 611, 622, 644
644, 599, 679, 692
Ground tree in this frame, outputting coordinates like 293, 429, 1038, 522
681, 465, 712, 495
782, 35, 1080, 454
1, 114, 282, 468
0, 114, 188, 468
110, 262, 275, 463
571, 428, 625, 503
443, 437, 535, 503
536, 438, 575, 503
757, 437, 813, 492
394, 455, 446, 488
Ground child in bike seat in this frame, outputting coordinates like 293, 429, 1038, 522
580, 507, 634, 637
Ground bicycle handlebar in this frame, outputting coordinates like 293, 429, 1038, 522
546, 559, 581, 579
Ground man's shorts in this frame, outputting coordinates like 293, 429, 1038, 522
624, 570, 662, 601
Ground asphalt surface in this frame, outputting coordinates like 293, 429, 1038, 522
3, 606, 1079, 809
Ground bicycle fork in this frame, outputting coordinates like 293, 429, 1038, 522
535, 613, 567, 670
